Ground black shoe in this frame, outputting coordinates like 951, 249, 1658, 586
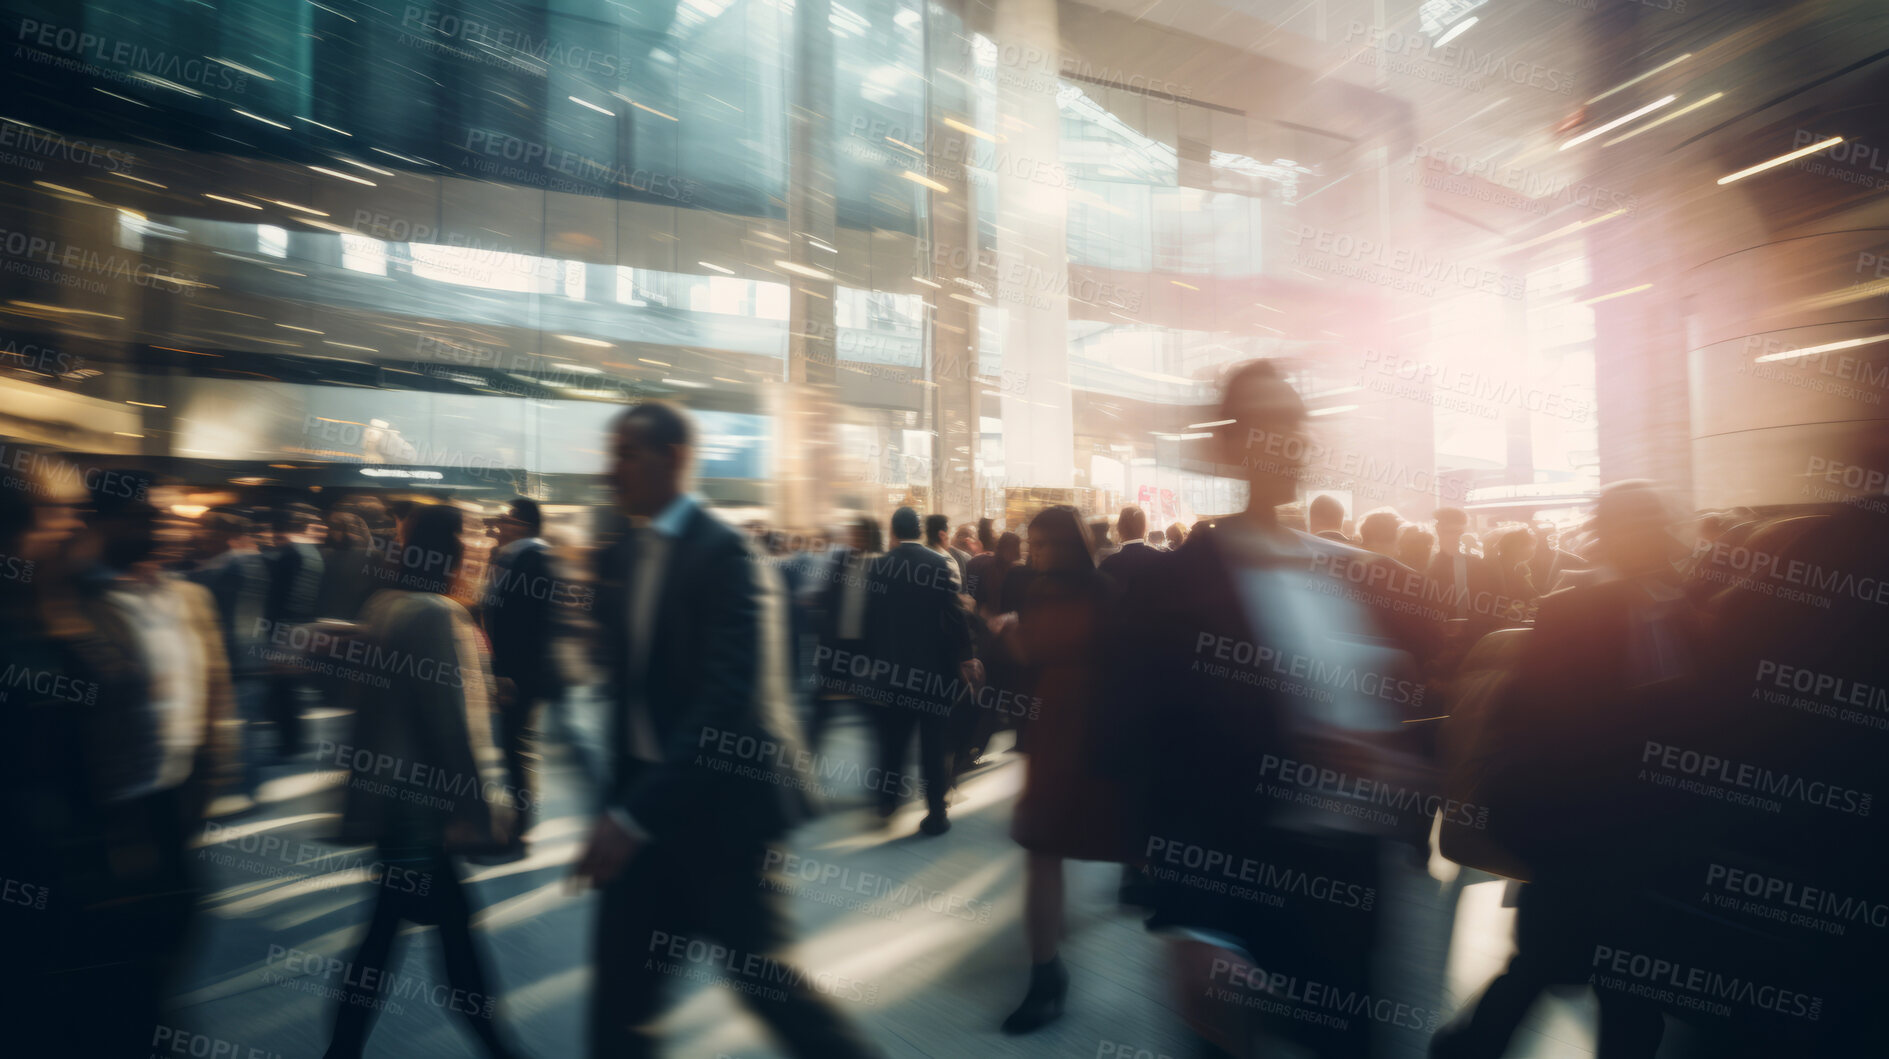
1001, 957, 1067, 1034
918, 812, 950, 836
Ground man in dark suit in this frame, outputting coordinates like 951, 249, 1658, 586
263, 501, 323, 757
924, 512, 968, 583
481, 497, 562, 845
1427, 507, 1503, 634
1098, 505, 1164, 593
865, 507, 975, 836
1113, 362, 1433, 1059
575, 402, 880, 1059
187, 506, 272, 803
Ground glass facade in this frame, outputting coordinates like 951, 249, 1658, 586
2, 0, 1600, 527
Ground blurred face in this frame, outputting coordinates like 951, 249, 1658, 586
19, 498, 83, 568
492, 515, 529, 547
1437, 517, 1467, 550
1220, 374, 1308, 511
1600, 517, 1687, 578
1026, 526, 1058, 571
612, 417, 682, 517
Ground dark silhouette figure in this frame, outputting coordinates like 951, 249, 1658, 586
864, 506, 975, 835
481, 497, 563, 845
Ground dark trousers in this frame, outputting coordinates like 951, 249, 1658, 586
946, 684, 997, 779
589, 838, 881, 1059
269, 673, 305, 758
496, 694, 539, 835
806, 694, 843, 755
325, 853, 511, 1059
232, 676, 269, 796
875, 703, 950, 816
1435, 879, 1663, 1058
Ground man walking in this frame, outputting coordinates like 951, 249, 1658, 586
866, 507, 976, 836
482, 497, 562, 848
575, 402, 881, 1059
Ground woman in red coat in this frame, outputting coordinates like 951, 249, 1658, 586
997, 505, 1129, 1034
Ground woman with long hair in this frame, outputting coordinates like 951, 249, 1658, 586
323, 503, 523, 1059
997, 506, 1130, 1034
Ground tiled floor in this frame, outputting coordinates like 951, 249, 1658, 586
173, 692, 1601, 1057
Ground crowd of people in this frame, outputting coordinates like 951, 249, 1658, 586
4, 360, 1886, 1057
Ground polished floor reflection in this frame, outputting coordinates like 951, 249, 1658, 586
169, 690, 1605, 1058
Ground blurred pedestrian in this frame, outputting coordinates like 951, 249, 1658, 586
263, 501, 325, 757
480, 497, 562, 851
1309, 494, 1350, 542
926, 512, 968, 583
1397, 524, 1436, 573
1431, 482, 1705, 1059
1098, 505, 1164, 593
316, 510, 380, 621
808, 514, 881, 754
1358, 508, 1403, 558
576, 402, 881, 1059
64, 471, 238, 1054
866, 507, 976, 835
1116, 362, 1431, 1058
186, 506, 272, 804
324, 503, 523, 1059
997, 506, 1130, 1034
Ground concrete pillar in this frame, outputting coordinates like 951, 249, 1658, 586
990, 0, 1074, 490
926, 0, 988, 523
778, 0, 839, 531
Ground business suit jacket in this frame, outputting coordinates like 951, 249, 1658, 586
1097, 539, 1166, 595
266, 541, 325, 623
484, 540, 563, 703
1110, 526, 1429, 1054
1427, 548, 1504, 628
188, 550, 271, 679
946, 546, 972, 584
594, 504, 811, 846
1114, 528, 1434, 876
862, 541, 974, 707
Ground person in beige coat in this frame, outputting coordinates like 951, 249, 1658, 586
322, 502, 522, 1059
